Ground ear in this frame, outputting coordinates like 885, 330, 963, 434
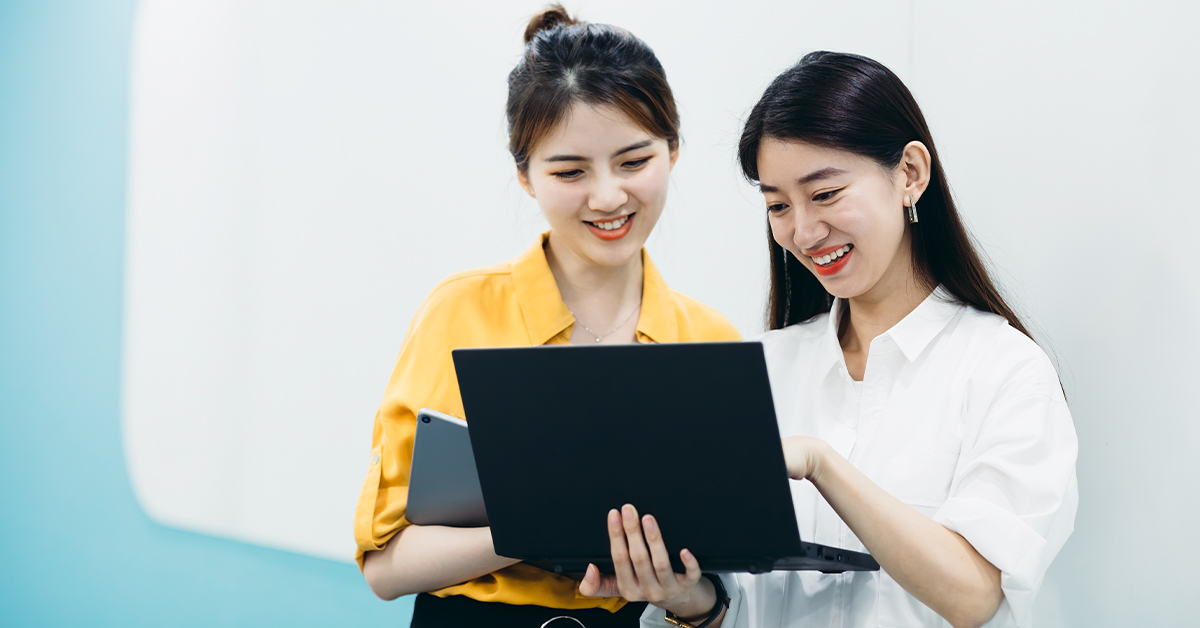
517, 168, 536, 198
668, 146, 680, 171
899, 141, 932, 203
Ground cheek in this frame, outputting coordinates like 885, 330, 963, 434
536, 181, 584, 220
767, 215, 794, 248
862, 204, 906, 248
627, 163, 670, 206
842, 207, 903, 265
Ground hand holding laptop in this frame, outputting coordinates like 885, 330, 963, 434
579, 504, 721, 624
447, 342, 878, 576
577, 435, 834, 625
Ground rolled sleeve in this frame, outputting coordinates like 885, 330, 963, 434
934, 388, 1079, 627
353, 404, 415, 569
352, 285, 458, 569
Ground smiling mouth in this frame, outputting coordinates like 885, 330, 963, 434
585, 214, 632, 231
810, 244, 853, 267
584, 213, 635, 241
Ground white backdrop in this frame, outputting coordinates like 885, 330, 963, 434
122, 1, 1199, 625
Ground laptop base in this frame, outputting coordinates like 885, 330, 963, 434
526, 541, 878, 576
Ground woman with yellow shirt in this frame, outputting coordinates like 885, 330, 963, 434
354, 6, 740, 626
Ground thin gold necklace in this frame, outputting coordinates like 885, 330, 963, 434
567, 303, 641, 343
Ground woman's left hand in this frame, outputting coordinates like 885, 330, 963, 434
578, 504, 716, 620
781, 435, 832, 482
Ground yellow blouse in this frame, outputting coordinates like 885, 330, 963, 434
353, 233, 741, 611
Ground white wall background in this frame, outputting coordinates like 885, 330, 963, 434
122, 1, 1199, 625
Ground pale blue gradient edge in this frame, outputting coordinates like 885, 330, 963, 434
0, 2, 413, 625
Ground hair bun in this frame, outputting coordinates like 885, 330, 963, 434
524, 4, 578, 44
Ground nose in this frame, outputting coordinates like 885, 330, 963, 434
588, 171, 629, 214
790, 205, 829, 252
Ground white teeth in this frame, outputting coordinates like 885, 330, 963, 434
591, 215, 630, 230
812, 245, 851, 266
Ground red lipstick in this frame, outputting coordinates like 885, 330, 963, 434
585, 213, 634, 241
808, 245, 853, 276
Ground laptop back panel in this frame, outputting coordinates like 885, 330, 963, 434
454, 342, 805, 571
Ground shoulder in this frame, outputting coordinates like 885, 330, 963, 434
951, 306, 1063, 403
668, 289, 742, 341
422, 262, 514, 307
414, 262, 515, 319
756, 312, 830, 350
752, 314, 831, 378
401, 260, 521, 348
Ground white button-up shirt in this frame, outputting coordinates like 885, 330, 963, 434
643, 288, 1078, 628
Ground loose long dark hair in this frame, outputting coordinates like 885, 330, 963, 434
506, 5, 680, 173
740, 51, 1032, 340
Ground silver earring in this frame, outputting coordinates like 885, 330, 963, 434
906, 194, 919, 224
781, 245, 792, 324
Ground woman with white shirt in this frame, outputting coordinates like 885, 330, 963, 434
578, 51, 1078, 628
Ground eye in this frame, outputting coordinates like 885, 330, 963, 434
552, 169, 583, 180
767, 203, 788, 214
622, 157, 651, 169
812, 188, 844, 202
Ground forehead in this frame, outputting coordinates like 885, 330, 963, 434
756, 138, 878, 186
532, 102, 659, 158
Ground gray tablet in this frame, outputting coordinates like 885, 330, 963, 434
406, 408, 488, 527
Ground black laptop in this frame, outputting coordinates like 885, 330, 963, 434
452, 341, 878, 575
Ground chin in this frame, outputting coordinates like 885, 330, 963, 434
815, 274, 866, 301
586, 239, 643, 267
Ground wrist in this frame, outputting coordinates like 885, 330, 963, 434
808, 440, 836, 488
665, 575, 715, 619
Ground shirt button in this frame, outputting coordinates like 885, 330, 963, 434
847, 419, 857, 429
372, 454, 380, 465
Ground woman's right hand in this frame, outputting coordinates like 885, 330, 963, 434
781, 435, 832, 482
578, 504, 721, 623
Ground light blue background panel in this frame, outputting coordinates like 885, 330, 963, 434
0, 2, 412, 625
6, 1, 1200, 626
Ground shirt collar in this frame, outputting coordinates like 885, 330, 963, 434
509, 232, 677, 345
635, 252, 678, 344
815, 285, 960, 374
510, 234, 575, 345
816, 296, 848, 377
881, 285, 961, 363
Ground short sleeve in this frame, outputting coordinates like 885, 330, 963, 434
669, 291, 742, 343
932, 353, 1079, 627
352, 279, 482, 569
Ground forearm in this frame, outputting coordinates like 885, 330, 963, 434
811, 445, 1002, 628
361, 524, 521, 600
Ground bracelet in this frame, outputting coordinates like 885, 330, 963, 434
664, 574, 729, 628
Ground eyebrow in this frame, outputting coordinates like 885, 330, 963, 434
545, 140, 655, 163
758, 167, 847, 193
